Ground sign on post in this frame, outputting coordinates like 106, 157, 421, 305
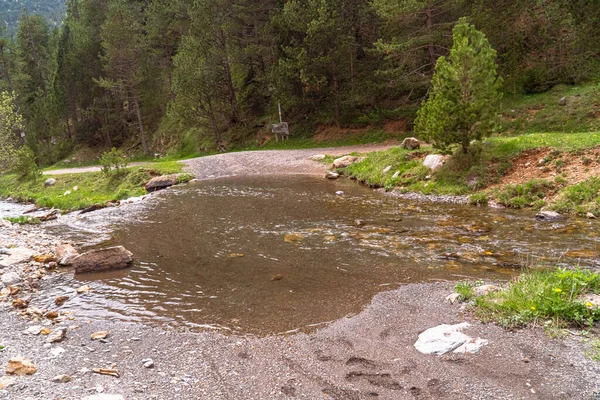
272, 103, 289, 142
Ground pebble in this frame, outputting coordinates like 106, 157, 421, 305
52, 374, 72, 383
142, 358, 155, 368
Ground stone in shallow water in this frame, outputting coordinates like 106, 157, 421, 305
72, 246, 134, 274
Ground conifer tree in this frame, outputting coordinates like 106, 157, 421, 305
415, 18, 502, 154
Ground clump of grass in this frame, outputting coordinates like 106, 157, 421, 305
474, 268, 600, 329
551, 177, 600, 216
585, 339, 600, 362
492, 179, 556, 209
469, 193, 488, 205
3, 216, 41, 225
455, 282, 475, 301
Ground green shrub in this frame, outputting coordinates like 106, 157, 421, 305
100, 148, 129, 175
493, 179, 553, 209
551, 177, 600, 215
455, 282, 475, 301
11, 146, 41, 179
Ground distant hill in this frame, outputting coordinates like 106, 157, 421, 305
1, 0, 65, 34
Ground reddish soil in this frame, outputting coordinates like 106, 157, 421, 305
497, 146, 600, 187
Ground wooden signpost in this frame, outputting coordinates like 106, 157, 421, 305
272, 103, 289, 142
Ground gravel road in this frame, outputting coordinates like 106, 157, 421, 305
181, 144, 395, 180
43, 143, 395, 176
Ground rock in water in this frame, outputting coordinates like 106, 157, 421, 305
401, 137, 421, 150
145, 175, 178, 192
44, 178, 57, 187
72, 246, 134, 274
332, 156, 363, 169
325, 171, 340, 180
423, 155, 448, 171
535, 211, 563, 221
6, 357, 37, 376
56, 244, 79, 266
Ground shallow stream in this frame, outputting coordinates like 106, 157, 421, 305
6, 176, 600, 335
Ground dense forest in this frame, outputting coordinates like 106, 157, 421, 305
1, 0, 599, 165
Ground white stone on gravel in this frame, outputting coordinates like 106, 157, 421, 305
414, 323, 488, 355
82, 395, 124, 400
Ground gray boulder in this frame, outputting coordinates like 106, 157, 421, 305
332, 156, 363, 169
401, 137, 421, 150
423, 155, 448, 171
536, 211, 564, 221
72, 246, 134, 274
44, 178, 57, 187
145, 175, 177, 192
558, 96, 567, 106
325, 171, 340, 180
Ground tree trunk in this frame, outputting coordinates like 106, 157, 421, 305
133, 96, 149, 155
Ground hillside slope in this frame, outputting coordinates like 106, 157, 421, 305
0, 0, 65, 33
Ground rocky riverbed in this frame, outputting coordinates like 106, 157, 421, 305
1, 215, 599, 399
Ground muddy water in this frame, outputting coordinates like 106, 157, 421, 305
34, 176, 600, 335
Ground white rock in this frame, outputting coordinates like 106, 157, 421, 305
392, 171, 400, 179
52, 374, 72, 383
310, 154, 326, 161
23, 325, 43, 335
0, 376, 16, 389
73, 186, 79, 191
82, 396, 125, 400
453, 337, 489, 354
50, 347, 66, 357
382, 165, 392, 174
414, 323, 471, 355
47, 327, 67, 343
0, 248, 35, 268
423, 155, 448, 171
586, 212, 596, 219
325, 171, 340, 180
64, 190, 72, 196
445, 293, 461, 304
414, 323, 489, 355
535, 210, 563, 221
332, 156, 363, 169
335, 191, 345, 196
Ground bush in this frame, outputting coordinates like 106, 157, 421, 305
100, 148, 129, 175
11, 146, 41, 179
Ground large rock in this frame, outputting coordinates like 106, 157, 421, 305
332, 156, 363, 169
535, 211, 564, 221
325, 171, 340, 180
56, 244, 79, 266
44, 178, 57, 187
414, 323, 488, 355
423, 155, 448, 171
72, 246, 134, 274
401, 137, 421, 150
145, 175, 178, 192
6, 357, 37, 376
0, 248, 35, 268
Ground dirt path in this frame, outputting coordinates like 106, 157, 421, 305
42, 143, 395, 176
182, 143, 396, 180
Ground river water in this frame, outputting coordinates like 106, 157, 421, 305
7, 176, 599, 335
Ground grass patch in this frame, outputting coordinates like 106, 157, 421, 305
3, 216, 41, 225
0, 161, 188, 211
455, 282, 475, 302
491, 179, 558, 210
473, 268, 600, 329
551, 177, 600, 216
498, 84, 600, 134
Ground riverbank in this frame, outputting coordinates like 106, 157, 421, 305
1, 183, 600, 398
1, 228, 598, 399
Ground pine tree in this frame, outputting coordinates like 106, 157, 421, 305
415, 18, 502, 154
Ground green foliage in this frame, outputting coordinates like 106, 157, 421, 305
100, 148, 129, 175
0, 161, 186, 210
415, 18, 502, 154
551, 177, 600, 216
11, 146, 41, 179
0, 91, 23, 170
474, 268, 600, 328
3, 216, 41, 225
469, 193, 488, 206
492, 179, 555, 210
455, 281, 475, 301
